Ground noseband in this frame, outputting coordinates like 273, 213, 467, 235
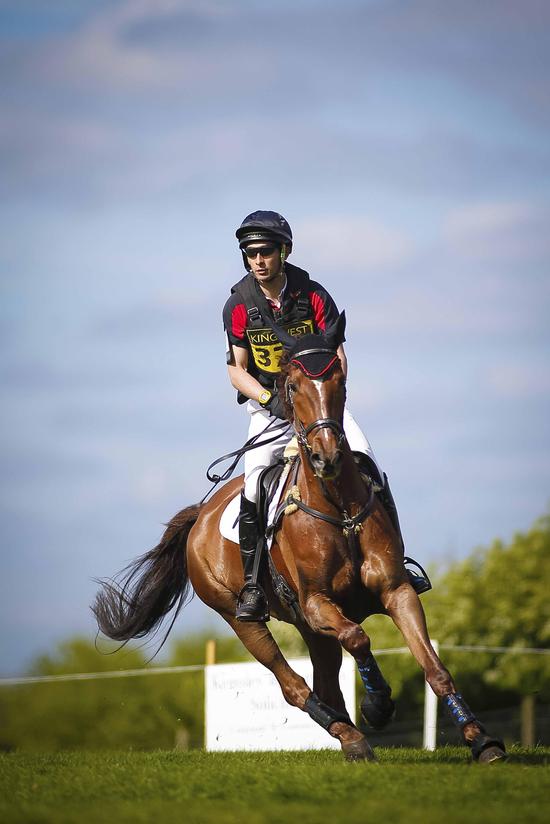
296, 417, 345, 454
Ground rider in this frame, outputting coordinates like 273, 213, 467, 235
223, 210, 430, 621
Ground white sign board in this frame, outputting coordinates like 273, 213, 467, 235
205, 656, 356, 751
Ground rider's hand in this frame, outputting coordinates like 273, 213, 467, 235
267, 394, 289, 421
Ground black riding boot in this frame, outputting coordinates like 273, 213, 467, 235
353, 453, 432, 596
377, 473, 432, 595
236, 493, 270, 622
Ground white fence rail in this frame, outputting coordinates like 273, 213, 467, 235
1, 645, 548, 688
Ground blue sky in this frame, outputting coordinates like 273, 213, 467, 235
1, 0, 549, 674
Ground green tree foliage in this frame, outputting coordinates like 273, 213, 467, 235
424, 513, 550, 700
1, 636, 208, 751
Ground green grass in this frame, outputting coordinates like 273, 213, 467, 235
1, 748, 548, 824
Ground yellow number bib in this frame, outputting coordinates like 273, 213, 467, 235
246, 319, 314, 374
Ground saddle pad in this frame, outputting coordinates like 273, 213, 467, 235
219, 462, 292, 547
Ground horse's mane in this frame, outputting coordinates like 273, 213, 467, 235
275, 351, 295, 420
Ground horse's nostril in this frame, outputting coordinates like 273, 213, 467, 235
311, 452, 322, 465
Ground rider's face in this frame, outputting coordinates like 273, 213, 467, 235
245, 243, 284, 284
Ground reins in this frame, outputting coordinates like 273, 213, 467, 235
200, 417, 291, 505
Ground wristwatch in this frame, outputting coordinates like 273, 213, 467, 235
258, 389, 272, 407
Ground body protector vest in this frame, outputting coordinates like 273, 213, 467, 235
230, 264, 315, 403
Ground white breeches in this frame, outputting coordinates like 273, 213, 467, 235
243, 400, 383, 502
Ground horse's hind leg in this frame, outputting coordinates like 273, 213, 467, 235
382, 584, 506, 763
224, 616, 374, 761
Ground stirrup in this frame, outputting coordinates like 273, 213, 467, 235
236, 583, 270, 623
404, 556, 432, 595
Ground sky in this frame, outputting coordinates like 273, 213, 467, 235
1, 0, 549, 675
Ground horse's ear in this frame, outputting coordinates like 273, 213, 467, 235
325, 311, 346, 350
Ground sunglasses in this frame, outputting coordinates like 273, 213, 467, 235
243, 244, 279, 259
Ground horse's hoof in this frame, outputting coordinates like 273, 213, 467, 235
471, 733, 507, 764
477, 746, 508, 764
342, 738, 376, 762
360, 689, 395, 730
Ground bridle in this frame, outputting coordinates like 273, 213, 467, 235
282, 349, 375, 538
286, 346, 346, 454
296, 416, 346, 453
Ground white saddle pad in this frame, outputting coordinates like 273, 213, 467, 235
219, 462, 293, 547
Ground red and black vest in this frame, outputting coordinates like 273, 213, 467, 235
230, 264, 315, 400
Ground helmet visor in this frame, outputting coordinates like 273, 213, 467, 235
238, 231, 282, 249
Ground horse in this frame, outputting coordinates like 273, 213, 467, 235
93, 313, 506, 763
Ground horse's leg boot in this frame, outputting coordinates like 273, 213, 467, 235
236, 493, 270, 622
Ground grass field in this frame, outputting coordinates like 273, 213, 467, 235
1, 747, 549, 824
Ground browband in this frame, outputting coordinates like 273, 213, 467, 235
291, 354, 339, 379
291, 347, 336, 357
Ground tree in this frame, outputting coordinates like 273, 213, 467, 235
0, 637, 204, 751
423, 513, 550, 743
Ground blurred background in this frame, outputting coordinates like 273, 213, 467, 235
0, 0, 549, 747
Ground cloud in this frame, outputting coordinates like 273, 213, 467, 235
2, 0, 549, 206
445, 200, 550, 262
344, 278, 541, 340
295, 215, 415, 271
90, 291, 214, 339
486, 362, 550, 400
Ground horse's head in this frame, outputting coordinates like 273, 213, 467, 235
277, 312, 347, 480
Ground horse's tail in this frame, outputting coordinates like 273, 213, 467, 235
92, 503, 202, 646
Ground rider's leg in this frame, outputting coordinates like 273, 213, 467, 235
236, 492, 270, 622
378, 474, 432, 594
237, 403, 292, 622
343, 407, 431, 595
343, 408, 384, 484
243, 402, 292, 503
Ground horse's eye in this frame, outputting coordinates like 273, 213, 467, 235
287, 382, 297, 394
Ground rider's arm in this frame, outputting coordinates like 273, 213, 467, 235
337, 344, 348, 378
227, 345, 267, 402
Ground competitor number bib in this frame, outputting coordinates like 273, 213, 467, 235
246, 319, 314, 374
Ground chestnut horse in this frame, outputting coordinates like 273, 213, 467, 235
93, 316, 505, 763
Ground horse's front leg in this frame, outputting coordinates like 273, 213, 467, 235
381, 583, 506, 763
302, 593, 395, 741
224, 615, 373, 761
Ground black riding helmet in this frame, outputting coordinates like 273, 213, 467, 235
236, 211, 293, 272
236, 210, 292, 247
